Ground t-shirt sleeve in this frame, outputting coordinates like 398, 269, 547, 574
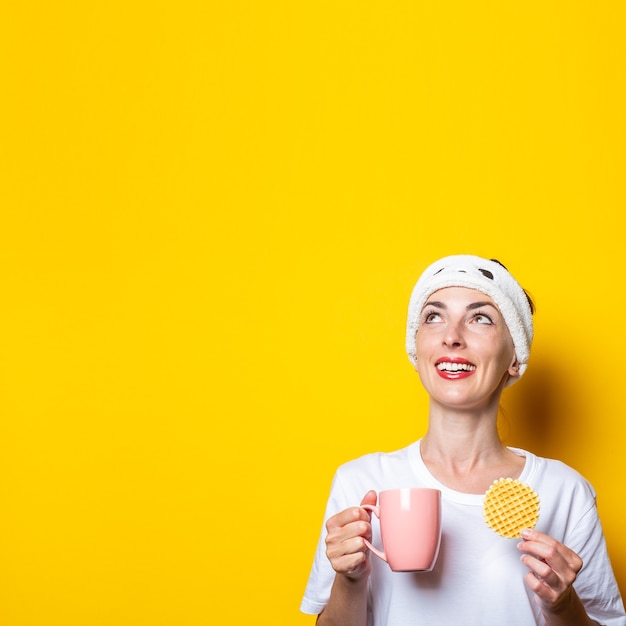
300, 471, 355, 615
567, 499, 626, 625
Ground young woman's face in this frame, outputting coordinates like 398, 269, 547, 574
414, 287, 519, 410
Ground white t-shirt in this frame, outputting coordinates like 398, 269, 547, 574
301, 440, 626, 626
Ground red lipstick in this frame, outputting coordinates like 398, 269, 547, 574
434, 357, 476, 380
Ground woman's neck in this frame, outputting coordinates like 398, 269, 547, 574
420, 407, 525, 494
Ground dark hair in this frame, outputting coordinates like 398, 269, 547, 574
490, 258, 536, 315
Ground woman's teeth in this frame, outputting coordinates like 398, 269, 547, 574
436, 362, 476, 372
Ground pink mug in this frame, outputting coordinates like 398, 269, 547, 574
362, 488, 442, 572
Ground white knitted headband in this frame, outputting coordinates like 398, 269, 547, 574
406, 255, 534, 385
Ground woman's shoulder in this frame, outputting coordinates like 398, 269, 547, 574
516, 448, 597, 499
332, 441, 420, 490
336, 441, 417, 470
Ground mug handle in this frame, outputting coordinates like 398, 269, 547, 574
360, 504, 387, 563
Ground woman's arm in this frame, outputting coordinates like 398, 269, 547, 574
316, 574, 369, 626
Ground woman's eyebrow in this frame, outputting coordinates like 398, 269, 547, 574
467, 301, 497, 310
424, 300, 445, 309
423, 300, 497, 310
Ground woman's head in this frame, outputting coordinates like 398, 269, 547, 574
405, 255, 534, 386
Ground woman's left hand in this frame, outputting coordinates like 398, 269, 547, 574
517, 528, 583, 611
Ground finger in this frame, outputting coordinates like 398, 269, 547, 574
326, 534, 369, 560
520, 553, 558, 585
325, 528, 371, 577
520, 551, 566, 606
327, 519, 372, 548
360, 490, 377, 507
327, 505, 372, 533
523, 568, 561, 606
521, 528, 548, 542
339, 550, 369, 575
518, 529, 582, 568
329, 544, 370, 576
517, 531, 582, 578
518, 532, 583, 607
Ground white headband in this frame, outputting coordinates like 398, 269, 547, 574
405, 255, 534, 385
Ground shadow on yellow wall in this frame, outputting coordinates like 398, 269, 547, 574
502, 356, 626, 595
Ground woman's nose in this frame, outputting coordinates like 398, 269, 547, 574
443, 322, 466, 348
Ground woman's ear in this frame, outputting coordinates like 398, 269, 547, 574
508, 359, 520, 378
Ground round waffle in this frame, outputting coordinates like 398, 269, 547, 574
483, 478, 540, 539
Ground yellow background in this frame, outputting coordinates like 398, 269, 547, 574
1, 1, 625, 624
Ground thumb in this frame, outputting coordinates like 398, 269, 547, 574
360, 490, 377, 507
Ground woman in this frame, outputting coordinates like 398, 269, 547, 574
300, 255, 626, 626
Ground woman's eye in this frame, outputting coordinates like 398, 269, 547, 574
424, 312, 442, 323
473, 313, 493, 325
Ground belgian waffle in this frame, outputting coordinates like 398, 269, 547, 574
483, 478, 540, 539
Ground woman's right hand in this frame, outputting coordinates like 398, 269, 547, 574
324, 490, 377, 580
